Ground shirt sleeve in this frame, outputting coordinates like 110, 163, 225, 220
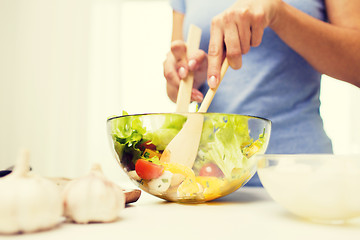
169, 0, 186, 14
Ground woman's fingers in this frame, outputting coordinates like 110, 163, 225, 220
165, 42, 208, 103
206, 0, 279, 89
191, 88, 204, 103
186, 49, 207, 102
171, 40, 188, 79
224, 17, 242, 70
237, 12, 252, 54
166, 81, 179, 103
187, 49, 207, 71
207, 17, 225, 89
163, 54, 180, 87
250, 12, 266, 47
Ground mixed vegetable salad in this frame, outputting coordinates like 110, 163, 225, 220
109, 112, 267, 202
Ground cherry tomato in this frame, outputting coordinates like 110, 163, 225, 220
135, 159, 164, 180
199, 163, 224, 178
138, 140, 156, 151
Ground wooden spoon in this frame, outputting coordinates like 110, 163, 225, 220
161, 58, 230, 171
198, 58, 229, 112
175, 24, 202, 112
160, 25, 201, 165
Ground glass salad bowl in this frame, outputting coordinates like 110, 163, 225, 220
107, 112, 271, 203
257, 154, 360, 223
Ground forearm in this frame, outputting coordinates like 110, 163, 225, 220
171, 11, 184, 41
271, 2, 360, 87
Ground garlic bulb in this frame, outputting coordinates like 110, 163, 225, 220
0, 150, 63, 234
62, 163, 125, 224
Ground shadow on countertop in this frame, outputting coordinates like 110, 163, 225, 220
209, 187, 272, 205
159, 187, 272, 206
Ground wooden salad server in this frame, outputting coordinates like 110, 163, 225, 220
175, 24, 202, 113
160, 23, 229, 179
160, 24, 202, 166
198, 58, 229, 113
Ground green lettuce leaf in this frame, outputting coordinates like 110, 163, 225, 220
111, 111, 146, 148
196, 115, 253, 179
144, 114, 186, 150
110, 111, 146, 170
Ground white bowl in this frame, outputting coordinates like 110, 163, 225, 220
257, 154, 360, 223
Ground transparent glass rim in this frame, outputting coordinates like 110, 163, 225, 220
255, 154, 360, 160
107, 112, 271, 123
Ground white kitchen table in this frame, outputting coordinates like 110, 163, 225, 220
2, 187, 360, 240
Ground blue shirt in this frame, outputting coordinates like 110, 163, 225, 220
169, 0, 333, 186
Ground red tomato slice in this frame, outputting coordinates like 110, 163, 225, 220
135, 159, 164, 180
199, 163, 224, 178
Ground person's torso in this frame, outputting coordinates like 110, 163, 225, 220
180, 0, 332, 155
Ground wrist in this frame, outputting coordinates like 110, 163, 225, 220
269, 1, 287, 31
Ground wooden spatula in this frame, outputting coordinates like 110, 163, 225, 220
198, 58, 229, 112
160, 58, 230, 169
175, 24, 202, 112
160, 25, 202, 165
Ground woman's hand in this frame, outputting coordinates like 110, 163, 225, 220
163, 40, 208, 103
207, 0, 282, 89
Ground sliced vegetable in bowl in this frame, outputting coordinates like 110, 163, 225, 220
107, 112, 271, 203
135, 159, 164, 180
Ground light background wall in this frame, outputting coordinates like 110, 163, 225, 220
0, 0, 359, 185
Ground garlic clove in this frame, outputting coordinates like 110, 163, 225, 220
62, 163, 125, 224
0, 149, 63, 234
0, 178, 18, 234
15, 176, 63, 233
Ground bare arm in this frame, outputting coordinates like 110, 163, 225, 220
171, 10, 184, 41
271, 0, 360, 87
165, 10, 186, 103
207, 0, 360, 89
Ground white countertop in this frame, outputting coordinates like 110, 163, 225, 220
2, 187, 360, 240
